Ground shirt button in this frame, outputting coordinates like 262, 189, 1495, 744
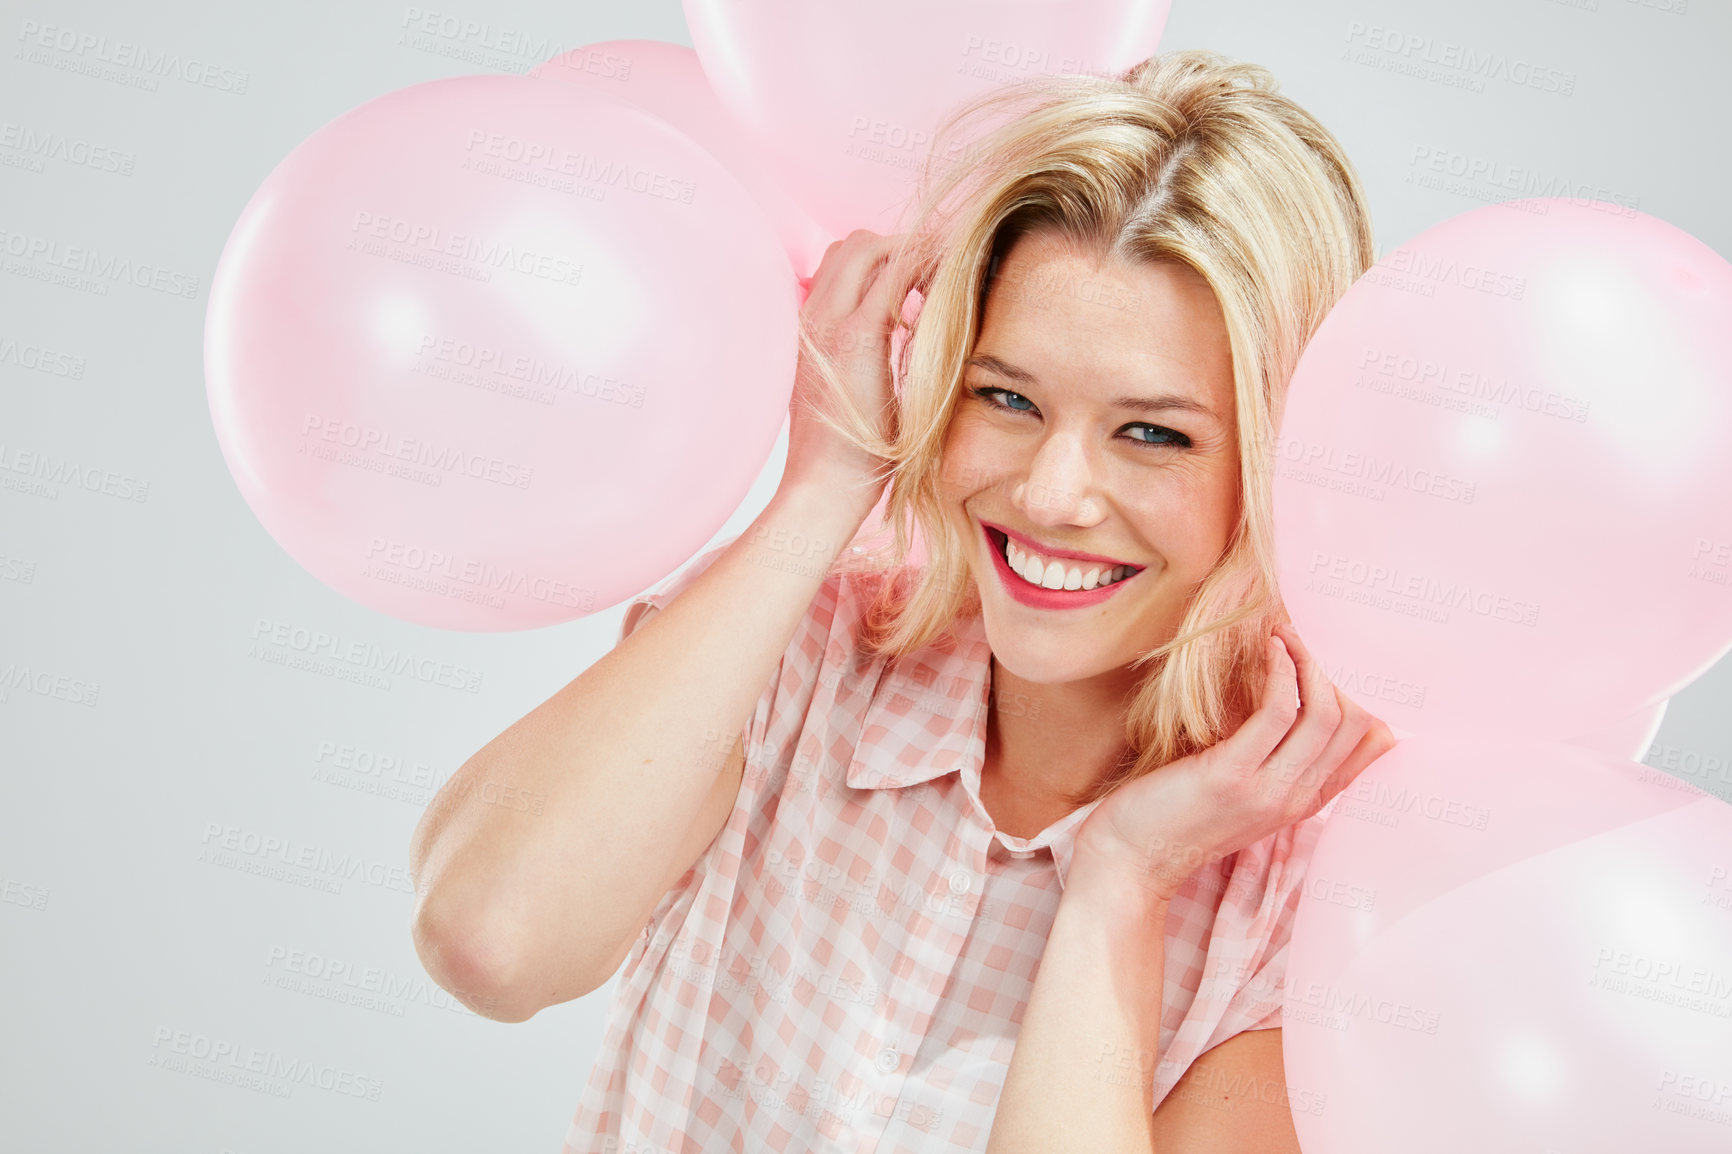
875, 1046, 901, 1073
948, 869, 972, 895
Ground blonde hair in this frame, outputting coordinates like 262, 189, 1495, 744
801, 49, 1376, 808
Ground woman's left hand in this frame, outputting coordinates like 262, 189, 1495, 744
1074, 621, 1399, 902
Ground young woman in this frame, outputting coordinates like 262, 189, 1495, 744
409, 49, 1397, 1154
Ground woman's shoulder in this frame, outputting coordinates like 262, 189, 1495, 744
1156, 807, 1335, 1070
1163, 805, 1333, 967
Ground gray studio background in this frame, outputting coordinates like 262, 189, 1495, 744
3, 1, 1729, 1150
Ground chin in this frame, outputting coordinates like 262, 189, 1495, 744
976, 604, 1118, 685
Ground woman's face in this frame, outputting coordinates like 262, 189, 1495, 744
940, 228, 1242, 688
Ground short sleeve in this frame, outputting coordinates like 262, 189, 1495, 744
616, 534, 738, 646
1210, 805, 1333, 1038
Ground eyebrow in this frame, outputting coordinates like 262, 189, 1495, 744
963, 353, 1222, 422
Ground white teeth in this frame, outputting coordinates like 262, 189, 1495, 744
1001, 534, 1133, 591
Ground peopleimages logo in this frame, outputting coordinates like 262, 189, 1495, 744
1405, 144, 1639, 218
1333, 776, 1491, 831
1286, 980, 1443, 1034
198, 822, 419, 897
1355, 345, 1590, 424
1342, 21, 1577, 97
0, 442, 150, 501
247, 617, 484, 694
397, 7, 610, 70
0, 120, 136, 176
362, 537, 596, 611
347, 211, 584, 288
0, 332, 87, 377
262, 944, 482, 1018
15, 20, 251, 94
300, 414, 535, 490
461, 130, 697, 205
148, 1026, 383, 1101
1375, 244, 1528, 298
412, 333, 646, 409
1276, 436, 1478, 505
1306, 551, 1541, 629
0, 658, 100, 707
0, 225, 200, 298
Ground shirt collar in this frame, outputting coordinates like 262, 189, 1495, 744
843, 611, 1109, 891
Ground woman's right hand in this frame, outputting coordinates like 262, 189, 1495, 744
1074, 621, 1398, 902
781, 229, 915, 514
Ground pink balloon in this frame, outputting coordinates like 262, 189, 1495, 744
1275, 200, 1732, 740
205, 75, 798, 630
1284, 735, 1732, 1153
1564, 698, 1669, 762
527, 39, 834, 279
684, 0, 1171, 237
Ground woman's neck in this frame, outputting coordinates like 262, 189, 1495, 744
979, 656, 1136, 837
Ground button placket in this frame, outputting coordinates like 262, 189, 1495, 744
859, 812, 989, 1149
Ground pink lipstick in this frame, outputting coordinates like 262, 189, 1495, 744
980, 521, 1142, 610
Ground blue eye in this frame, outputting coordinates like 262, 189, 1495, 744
1125, 424, 1192, 448
972, 385, 1036, 413
968, 385, 1193, 449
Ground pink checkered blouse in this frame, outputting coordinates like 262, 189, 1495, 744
563, 535, 1329, 1154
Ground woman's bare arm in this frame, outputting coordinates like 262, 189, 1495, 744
985, 851, 1302, 1153
986, 852, 1170, 1153
408, 483, 875, 1022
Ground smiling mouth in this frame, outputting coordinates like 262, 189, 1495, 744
984, 526, 1142, 592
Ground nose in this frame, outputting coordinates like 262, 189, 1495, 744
1013, 431, 1105, 528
